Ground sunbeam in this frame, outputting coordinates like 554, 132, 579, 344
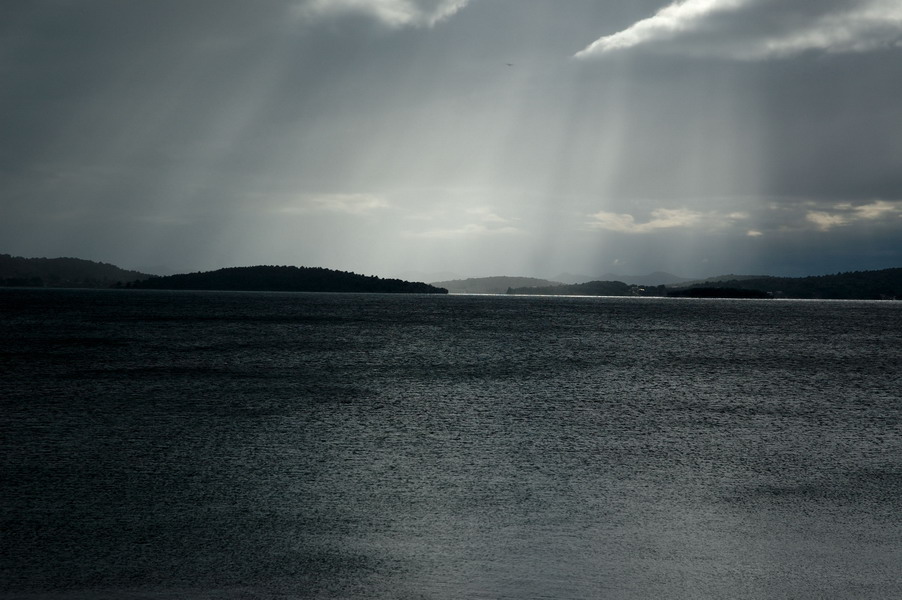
1, 0, 900, 278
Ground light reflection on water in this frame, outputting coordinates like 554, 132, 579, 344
1, 289, 901, 599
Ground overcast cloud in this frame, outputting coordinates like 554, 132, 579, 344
1, 0, 900, 279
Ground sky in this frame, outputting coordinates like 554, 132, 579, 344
2, 0, 901, 280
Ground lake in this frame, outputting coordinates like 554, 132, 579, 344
2, 289, 901, 599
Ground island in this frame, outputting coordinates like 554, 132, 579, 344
128, 265, 448, 294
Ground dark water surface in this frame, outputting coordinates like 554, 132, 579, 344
2, 289, 901, 599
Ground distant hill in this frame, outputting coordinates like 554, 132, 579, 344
431, 276, 562, 294
130, 265, 448, 294
553, 271, 692, 286
0, 254, 152, 288
508, 280, 636, 296
678, 269, 902, 300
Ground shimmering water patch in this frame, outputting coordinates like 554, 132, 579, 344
2, 290, 901, 599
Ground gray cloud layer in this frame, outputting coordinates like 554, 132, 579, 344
1, 0, 900, 278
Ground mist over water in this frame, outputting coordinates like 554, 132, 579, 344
2, 289, 901, 599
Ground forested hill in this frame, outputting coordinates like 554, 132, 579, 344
0, 254, 151, 287
129, 266, 448, 294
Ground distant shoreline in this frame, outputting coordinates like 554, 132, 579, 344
2, 253, 900, 299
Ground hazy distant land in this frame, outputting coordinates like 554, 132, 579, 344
675, 270, 902, 300
503, 269, 902, 300
2, 253, 901, 299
